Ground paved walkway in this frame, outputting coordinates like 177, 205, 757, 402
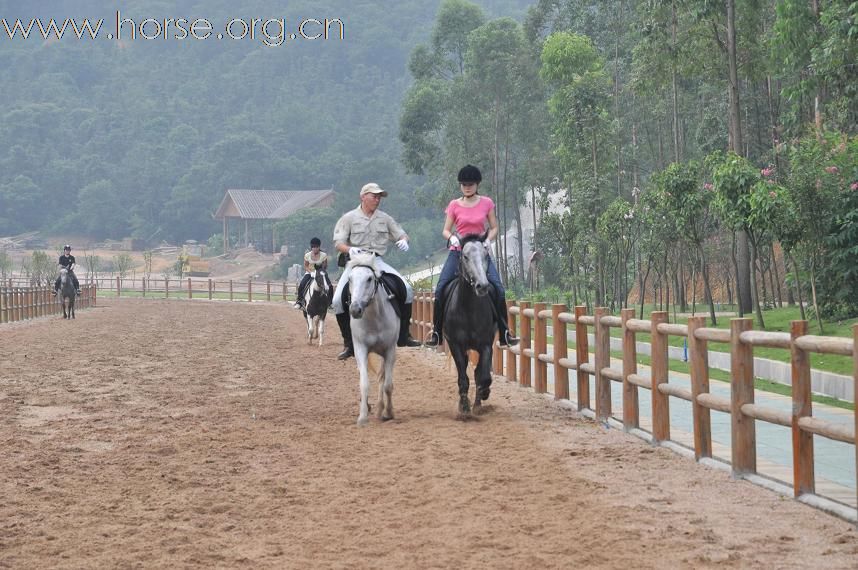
520, 347, 856, 509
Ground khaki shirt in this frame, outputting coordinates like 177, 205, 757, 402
333, 206, 406, 257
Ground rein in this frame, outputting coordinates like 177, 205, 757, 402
349, 263, 381, 306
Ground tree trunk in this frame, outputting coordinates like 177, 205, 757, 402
671, 1, 680, 164
771, 242, 783, 307
788, 251, 805, 319
809, 256, 824, 334
749, 235, 766, 329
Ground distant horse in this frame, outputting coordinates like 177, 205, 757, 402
302, 268, 331, 346
442, 233, 495, 418
347, 253, 398, 426
59, 268, 76, 319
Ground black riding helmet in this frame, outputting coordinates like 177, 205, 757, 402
457, 164, 482, 184
63, 244, 71, 252
310, 237, 321, 247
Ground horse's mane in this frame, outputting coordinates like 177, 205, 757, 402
346, 252, 380, 276
459, 232, 488, 249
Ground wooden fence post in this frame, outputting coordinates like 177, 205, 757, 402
553, 304, 569, 401
731, 318, 756, 477
229, 279, 233, 301
650, 311, 670, 443
791, 320, 814, 496
506, 300, 517, 382
519, 301, 532, 388
165, 278, 169, 298
116, 276, 121, 297
208, 279, 213, 300
187, 277, 192, 299
575, 305, 590, 411
687, 316, 712, 460
248, 280, 252, 302
533, 302, 547, 393
621, 308, 639, 431
594, 307, 612, 422
282, 281, 287, 301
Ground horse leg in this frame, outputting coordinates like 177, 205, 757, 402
318, 316, 325, 347
449, 343, 471, 417
473, 345, 493, 413
380, 347, 396, 421
70, 299, 75, 319
354, 345, 371, 426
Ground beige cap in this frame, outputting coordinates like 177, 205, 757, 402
360, 182, 388, 197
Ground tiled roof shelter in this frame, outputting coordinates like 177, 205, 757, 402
214, 189, 336, 253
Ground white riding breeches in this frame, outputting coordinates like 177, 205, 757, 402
332, 257, 413, 314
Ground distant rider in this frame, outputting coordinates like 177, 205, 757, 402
54, 244, 81, 296
294, 237, 333, 309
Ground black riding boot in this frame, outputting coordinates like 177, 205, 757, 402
335, 312, 354, 360
397, 303, 422, 347
494, 294, 519, 347
424, 294, 444, 347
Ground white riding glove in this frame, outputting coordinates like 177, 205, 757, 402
448, 235, 461, 248
396, 239, 409, 252
348, 247, 363, 258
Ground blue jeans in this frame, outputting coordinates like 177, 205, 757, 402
435, 250, 504, 299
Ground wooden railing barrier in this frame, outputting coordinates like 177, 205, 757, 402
412, 293, 857, 520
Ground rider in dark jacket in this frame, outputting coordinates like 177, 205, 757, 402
54, 245, 81, 296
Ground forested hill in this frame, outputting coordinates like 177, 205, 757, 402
0, 0, 531, 242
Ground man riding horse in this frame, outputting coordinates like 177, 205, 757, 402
53, 244, 81, 297
331, 182, 422, 360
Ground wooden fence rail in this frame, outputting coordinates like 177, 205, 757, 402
412, 293, 857, 521
0, 285, 96, 324
2, 277, 300, 302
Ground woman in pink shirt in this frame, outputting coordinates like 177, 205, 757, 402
425, 165, 519, 347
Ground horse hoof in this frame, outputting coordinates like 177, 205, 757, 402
357, 417, 369, 427
478, 387, 491, 401
381, 413, 394, 422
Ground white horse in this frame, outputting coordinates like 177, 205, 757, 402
302, 269, 331, 346
347, 253, 399, 426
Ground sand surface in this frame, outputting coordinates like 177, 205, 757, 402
1, 298, 856, 569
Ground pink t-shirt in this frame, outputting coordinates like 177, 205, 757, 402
446, 196, 495, 250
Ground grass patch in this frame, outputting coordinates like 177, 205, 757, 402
548, 305, 857, 376
608, 349, 854, 411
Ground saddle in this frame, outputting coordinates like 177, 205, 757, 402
342, 272, 405, 319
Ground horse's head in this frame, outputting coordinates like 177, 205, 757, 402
59, 267, 68, 282
310, 268, 326, 293
459, 232, 490, 297
347, 253, 380, 319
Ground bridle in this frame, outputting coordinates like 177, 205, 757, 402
348, 262, 380, 307
457, 242, 488, 291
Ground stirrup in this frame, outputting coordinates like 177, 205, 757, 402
399, 336, 422, 348
499, 331, 520, 347
337, 346, 354, 360
424, 331, 441, 347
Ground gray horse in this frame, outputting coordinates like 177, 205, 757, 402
442, 233, 495, 418
347, 253, 398, 426
59, 268, 76, 319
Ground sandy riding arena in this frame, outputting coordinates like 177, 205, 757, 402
1, 298, 856, 568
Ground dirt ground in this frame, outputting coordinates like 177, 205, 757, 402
1, 298, 856, 569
